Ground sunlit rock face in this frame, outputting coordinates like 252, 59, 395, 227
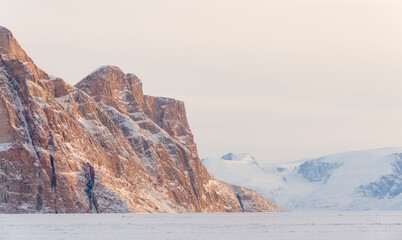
0, 26, 284, 213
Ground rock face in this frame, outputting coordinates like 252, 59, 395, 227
356, 154, 402, 199
0, 26, 283, 213
297, 158, 342, 183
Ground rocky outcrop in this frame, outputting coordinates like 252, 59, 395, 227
298, 158, 342, 183
0, 26, 282, 213
231, 185, 284, 212
356, 154, 402, 199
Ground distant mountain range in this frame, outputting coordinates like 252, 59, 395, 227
202, 148, 402, 211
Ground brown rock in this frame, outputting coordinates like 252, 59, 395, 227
0, 26, 284, 213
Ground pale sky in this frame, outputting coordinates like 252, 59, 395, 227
1, 0, 402, 163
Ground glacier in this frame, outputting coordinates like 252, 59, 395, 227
202, 148, 402, 211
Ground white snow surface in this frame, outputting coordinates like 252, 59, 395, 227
0, 143, 13, 151
202, 148, 402, 211
0, 212, 401, 240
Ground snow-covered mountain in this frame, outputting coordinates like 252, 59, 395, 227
202, 148, 402, 211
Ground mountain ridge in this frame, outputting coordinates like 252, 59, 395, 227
0, 26, 283, 213
203, 149, 402, 211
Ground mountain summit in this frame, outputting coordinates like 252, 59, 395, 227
0, 26, 283, 213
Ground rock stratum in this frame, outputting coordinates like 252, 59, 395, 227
0, 26, 283, 213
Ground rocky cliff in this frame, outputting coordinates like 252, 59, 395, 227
0, 26, 283, 213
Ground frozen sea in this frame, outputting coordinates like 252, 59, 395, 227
0, 212, 401, 240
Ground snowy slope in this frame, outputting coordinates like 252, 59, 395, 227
202, 148, 402, 211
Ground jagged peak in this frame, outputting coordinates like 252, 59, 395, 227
75, 66, 125, 94
125, 73, 142, 87
0, 26, 49, 81
88, 65, 122, 76
75, 65, 146, 114
0, 26, 25, 58
220, 153, 261, 167
221, 153, 235, 160
77, 65, 135, 90
0, 26, 20, 55
222, 153, 253, 161
85, 65, 141, 84
0, 26, 12, 36
77, 65, 144, 91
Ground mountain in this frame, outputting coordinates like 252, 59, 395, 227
0, 26, 283, 213
202, 148, 402, 211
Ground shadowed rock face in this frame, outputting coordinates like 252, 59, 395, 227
356, 154, 402, 199
298, 158, 342, 183
0, 26, 284, 213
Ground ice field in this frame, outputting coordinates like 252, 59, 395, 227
1, 212, 401, 240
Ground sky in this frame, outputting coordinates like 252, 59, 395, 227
1, 0, 402, 163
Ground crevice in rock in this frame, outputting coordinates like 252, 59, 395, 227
36, 185, 43, 212
3, 193, 9, 203
236, 194, 244, 212
48, 133, 58, 214
84, 163, 97, 213
50, 155, 56, 189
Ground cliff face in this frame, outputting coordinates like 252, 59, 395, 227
0, 26, 284, 213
